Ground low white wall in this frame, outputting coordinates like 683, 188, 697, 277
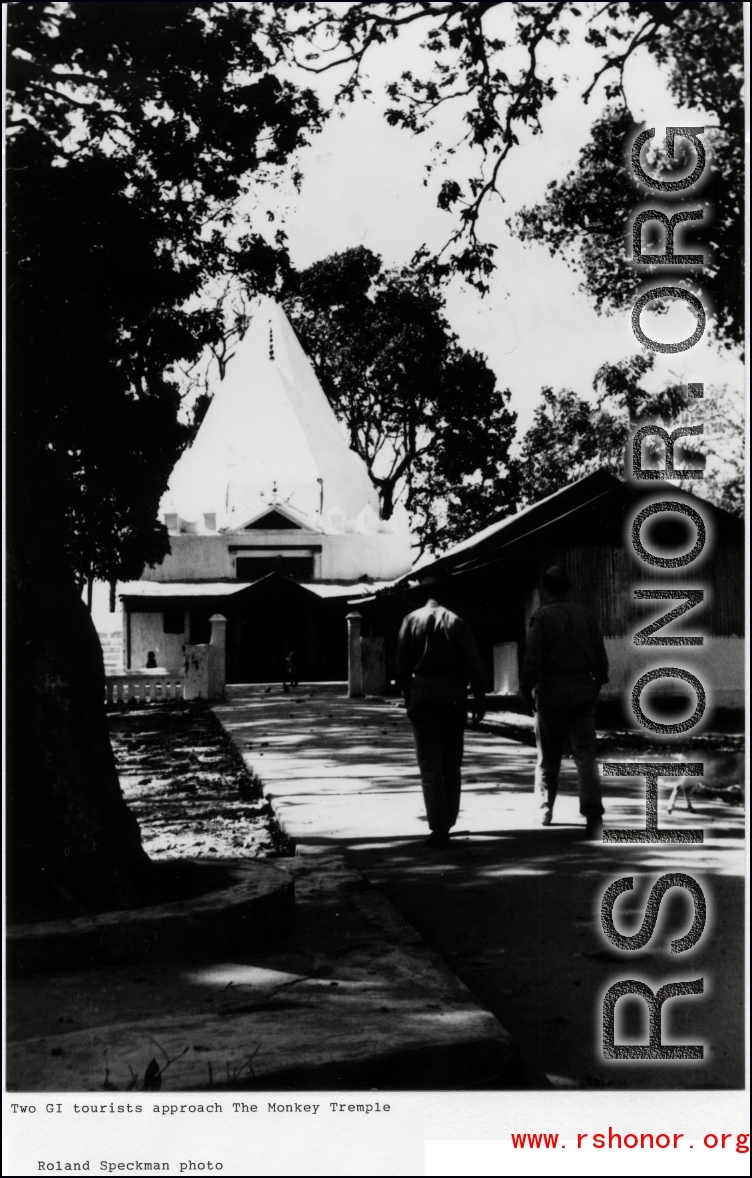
601, 635, 744, 709
138, 528, 413, 583
128, 611, 187, 670
184, 645, 210, 700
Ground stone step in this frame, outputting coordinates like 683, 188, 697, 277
6, 859, 293, 977
6, 851, 518, 1090
98, 633, 123, 672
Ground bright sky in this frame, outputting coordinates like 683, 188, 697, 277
90, 4, 745, 629
260, 7, 743, 435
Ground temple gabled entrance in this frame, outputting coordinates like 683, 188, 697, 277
225, 573, 327, 684
122, 573, 351, 684
241, 506, 308, 531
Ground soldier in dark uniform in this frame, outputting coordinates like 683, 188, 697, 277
397, 576, 486, 848
521, 565, 608, 838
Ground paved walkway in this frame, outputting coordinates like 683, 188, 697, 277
216, 685, 746, 1089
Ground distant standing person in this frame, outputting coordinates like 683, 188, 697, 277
522, 565, 608, 838
397, 577, 486, 848
282, 650, 300, 691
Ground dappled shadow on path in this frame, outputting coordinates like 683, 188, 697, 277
219, 692, 539, 800
218, 689, 745, 1090
343, 824, 745, 1090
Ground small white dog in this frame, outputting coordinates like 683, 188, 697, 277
666, 750, 744, 814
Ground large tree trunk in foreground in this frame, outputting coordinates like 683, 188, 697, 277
7, 508, 153, 922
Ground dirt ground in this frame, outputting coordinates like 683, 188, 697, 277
108, 703, 287, 862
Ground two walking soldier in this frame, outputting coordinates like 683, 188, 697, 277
399, 565, 607, 843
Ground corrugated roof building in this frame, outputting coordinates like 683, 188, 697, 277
360, 469, 744, 720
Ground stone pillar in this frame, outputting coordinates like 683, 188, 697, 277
208, 614, 227, 701
184, 645, 210, 700
122, 611, 129, 671
346, 612, 363, 698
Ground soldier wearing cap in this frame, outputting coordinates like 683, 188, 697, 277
397, 575, 486, 848
522, 565, 608, 837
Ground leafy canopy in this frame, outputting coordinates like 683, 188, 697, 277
8, 3, 743, 583
282, 247, 518, 552
511, 20, 743, 350
274, 0, 744, 316
516, 353, 742, 516
6, 2, 322, 586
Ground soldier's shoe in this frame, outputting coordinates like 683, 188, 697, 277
425, 830, 451, 848
539, 810, 553, 826
584, 816, 603, 841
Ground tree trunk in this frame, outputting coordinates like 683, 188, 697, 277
6, 495, 153, 922
378, 479, 395, 521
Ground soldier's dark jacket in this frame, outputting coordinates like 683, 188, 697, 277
522, 599, 609, 693
397, 603, 486, 702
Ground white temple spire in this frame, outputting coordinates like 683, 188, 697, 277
163, 297, 382, 532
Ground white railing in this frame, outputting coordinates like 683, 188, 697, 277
105, 614, 228, 704
106, 612, 228, 702
104, 672, 184, 705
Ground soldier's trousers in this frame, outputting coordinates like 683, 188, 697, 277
407, 689, 466, 833
534, 673, 603, 818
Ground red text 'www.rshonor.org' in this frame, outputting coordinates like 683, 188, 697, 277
510, 1131, 750, 1152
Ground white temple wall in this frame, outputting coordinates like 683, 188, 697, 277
138, 530, 413, 583
140, 536, 233, 581
318, 533, 412, 581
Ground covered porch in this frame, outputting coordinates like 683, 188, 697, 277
120, 572, 378, 684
